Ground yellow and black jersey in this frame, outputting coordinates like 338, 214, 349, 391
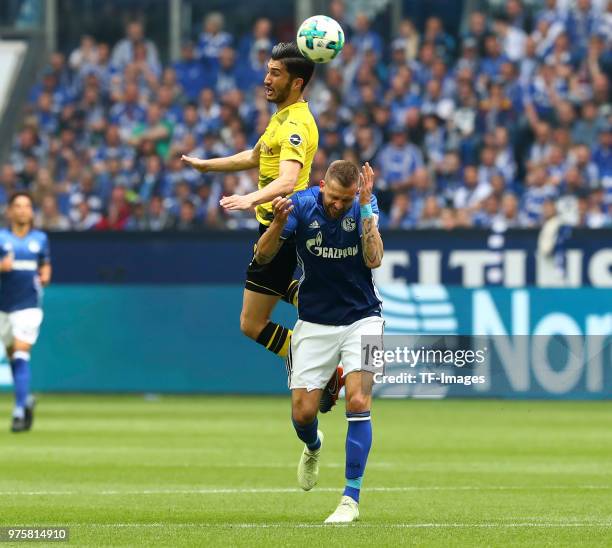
255, 101, 318, 225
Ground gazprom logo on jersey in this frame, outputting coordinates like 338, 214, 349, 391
375, 282, 612, 398
306, 231, 358, 259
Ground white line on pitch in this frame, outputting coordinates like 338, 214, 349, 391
14, 522, 612, 529
0, 485, 610, 496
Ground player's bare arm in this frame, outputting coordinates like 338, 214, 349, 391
38, 263, 52, 286
254, 197, 294, 265
0, 252, 13, 272
181, 141, 261, 173
220, 159, 301, 211
359, 162, 383, 269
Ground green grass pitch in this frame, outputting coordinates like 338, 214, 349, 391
0, 395, 611, 546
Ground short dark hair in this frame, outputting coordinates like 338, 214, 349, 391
325, 160, 360, 188
271, 42, 315, 91
9, 191, 33, 207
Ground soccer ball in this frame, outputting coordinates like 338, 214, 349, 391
296, 15, 345, 63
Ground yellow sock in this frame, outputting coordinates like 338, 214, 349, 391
256, 322, 292, 358
277, 330, 292, 358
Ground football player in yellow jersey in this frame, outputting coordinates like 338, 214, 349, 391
183, 43, 340, 408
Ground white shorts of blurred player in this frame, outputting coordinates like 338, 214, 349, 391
0, 308, 44, 348
287, 316, 384, 391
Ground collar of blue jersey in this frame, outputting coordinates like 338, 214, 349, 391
9, 226, 34, 239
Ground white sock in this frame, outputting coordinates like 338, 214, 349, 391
13, 406, 25, 419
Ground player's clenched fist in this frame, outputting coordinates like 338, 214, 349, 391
271, 197, 294, 225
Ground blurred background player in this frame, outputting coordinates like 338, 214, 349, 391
182, 43, 342, 404
255, 161, 383, 524
0, 192, 51, 433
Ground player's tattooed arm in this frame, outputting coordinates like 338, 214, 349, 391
254, 197, 294, 265
362, 216, 383, 269
254, 240, 283, 265
359, 163, 383, 269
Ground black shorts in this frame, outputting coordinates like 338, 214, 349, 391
245, 223, 297, 296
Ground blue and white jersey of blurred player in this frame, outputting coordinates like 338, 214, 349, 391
0, 192, 52, 432
281, 187, 382, 326
0, 228, 50, 313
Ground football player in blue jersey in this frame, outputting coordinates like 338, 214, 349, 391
0, 192, 51, 432
254, 160, 384, 523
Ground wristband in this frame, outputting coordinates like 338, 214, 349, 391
360, 203, 374, 219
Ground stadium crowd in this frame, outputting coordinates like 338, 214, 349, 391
3, 0, 612, 231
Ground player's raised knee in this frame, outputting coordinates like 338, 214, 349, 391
239, 313, 262, 340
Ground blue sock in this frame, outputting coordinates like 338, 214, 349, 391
11, 351, 31, 413
292, 416, 321, 451
343, 411, 372, 503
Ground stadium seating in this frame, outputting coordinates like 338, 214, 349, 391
3, 4, 611, 231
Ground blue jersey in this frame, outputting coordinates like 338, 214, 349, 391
282, 187, 382, 326
0, 228, 50, 312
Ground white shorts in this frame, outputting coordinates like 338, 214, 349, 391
0, 308, 44, 347
287, 316, 385, 391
